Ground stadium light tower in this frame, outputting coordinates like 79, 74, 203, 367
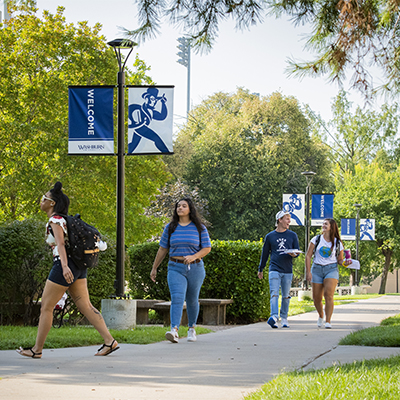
1, 0, 10, 24
177, 36, 191, 117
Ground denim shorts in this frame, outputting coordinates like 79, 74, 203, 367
311, 262, 339, 284
48, 257, 87, 287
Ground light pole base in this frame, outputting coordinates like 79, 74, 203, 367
351, 286, 363, 295
101, 299, 137, 330
298, 289, 312, 301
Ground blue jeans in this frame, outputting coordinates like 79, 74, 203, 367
167, 260, 206, 329
269, 271, 293, 319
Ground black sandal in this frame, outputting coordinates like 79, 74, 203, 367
16, 347, 42, 358
95, 339, 120, 356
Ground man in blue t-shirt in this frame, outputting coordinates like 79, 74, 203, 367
257, 210, 300, 329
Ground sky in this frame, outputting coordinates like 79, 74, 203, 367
34, 0, 380, 132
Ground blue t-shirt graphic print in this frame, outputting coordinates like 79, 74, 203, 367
319, 246, 332, 258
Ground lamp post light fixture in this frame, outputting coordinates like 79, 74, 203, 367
107, 38, 137, 298
176, 37, 191, 117
301, 171, 316, 289
354, 203, 362, 286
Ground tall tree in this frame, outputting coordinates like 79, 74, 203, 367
129, 0, 400, 96
310, 91, 399, 174
167, 89, 333, 241
0, 1, 169, 244
269, 0, 400, 97
334, 163, 400, 293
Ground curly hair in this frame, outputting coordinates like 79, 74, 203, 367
49, 181, 70, 215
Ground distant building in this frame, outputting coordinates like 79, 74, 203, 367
0, 0, 10, 24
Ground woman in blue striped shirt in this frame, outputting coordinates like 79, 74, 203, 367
150, 198, 211, 343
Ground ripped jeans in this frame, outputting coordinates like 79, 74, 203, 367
269, 271, 293, 319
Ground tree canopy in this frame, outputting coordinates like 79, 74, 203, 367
270, 0, 400, 98
334, 162, 400, 293
129, 0, 400, 96
310, 90, 399, 174
167, 89, 333, 241
0, 1, 169, 244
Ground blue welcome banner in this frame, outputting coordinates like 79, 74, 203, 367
311, 194, 334, 226
68, 86, 114, 155
341, 218, 356, 240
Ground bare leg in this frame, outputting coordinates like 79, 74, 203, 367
18, 280, 67, 357
68, 278, 114, 345
323, 278, 338, 323
312, 282, 324, 318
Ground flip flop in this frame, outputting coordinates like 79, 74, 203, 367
16, 347, 42, 359
95, 339, 120, 356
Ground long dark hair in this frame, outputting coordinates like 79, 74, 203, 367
324, 218, 342, 253
49, 181, 70, 215
168, 198, 204, 238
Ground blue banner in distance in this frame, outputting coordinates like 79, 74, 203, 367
341, 218, 356, 240
311, 194, 334, 226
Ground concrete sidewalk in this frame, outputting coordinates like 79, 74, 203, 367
1, 296, 400, 400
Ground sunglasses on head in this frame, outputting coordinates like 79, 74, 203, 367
41, 195, 53, 202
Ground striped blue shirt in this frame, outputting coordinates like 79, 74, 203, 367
160, 222, 211, 257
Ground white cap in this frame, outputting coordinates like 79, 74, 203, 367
276, 210, 290, 220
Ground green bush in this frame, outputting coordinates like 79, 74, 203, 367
128, 242, 169, 300
0, 218, 125, 326
200, 240, 269, 323
128, 240, 269, 323
0, 219, 52, 325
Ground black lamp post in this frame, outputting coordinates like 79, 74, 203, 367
354, 203, 362, 286
107, 38, 137, 298
301, 171, 316, 290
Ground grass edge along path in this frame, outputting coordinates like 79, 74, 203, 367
339, 313, 400, 347
245, 307, 400, 399
245, 355, 400, 400
0, 294, 385, 350
0, 325, 212, 351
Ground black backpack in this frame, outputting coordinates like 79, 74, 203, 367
313, 234, 341, 259
59, 214, 102, 270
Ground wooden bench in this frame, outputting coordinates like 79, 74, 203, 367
153, 301, 188, 327
199, 298, 234, 325
135, 299, 165, 325
152, 299, 234, 326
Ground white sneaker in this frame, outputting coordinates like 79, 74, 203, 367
317, 317, 324, 328
187, 327, 197, 342
325, 322, 332, 329
281, 318, 289, 328
165, 328, 179, 343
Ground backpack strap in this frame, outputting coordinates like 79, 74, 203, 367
335, 239, 341, 260
314, 234, 341, 260
313, 234, 321, 255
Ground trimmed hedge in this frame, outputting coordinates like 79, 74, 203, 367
0, 219, 124, 325
0, 219, 51, 325
128, 240, 270, 323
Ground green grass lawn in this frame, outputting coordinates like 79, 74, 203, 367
3, 294, 400, 398
0, 325, 212, 351
0, 293, 385, 350
245, 355, 400, 400
289, 293, 382, 317
244, 297, 400, 400
339, 313, 400, 347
